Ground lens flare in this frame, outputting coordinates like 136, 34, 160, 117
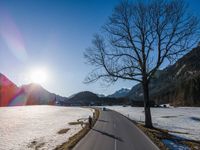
0, 8, 28, 62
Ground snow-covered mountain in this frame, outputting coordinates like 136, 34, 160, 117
108, 88, 130, 98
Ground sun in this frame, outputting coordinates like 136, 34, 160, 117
29, 68, 48, 84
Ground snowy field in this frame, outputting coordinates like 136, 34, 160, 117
106, 106, 200, 141
0, 106, 93, 150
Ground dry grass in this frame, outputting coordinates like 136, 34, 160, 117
137, 124, 169, 150
54, 108, 100, 150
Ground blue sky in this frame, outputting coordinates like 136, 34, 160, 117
0, 0, 199, 97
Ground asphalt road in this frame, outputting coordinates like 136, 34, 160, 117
73, 109, 159, 150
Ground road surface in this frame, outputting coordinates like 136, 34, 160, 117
73, 109, 159, 150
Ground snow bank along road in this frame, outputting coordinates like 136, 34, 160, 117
0, 106, 93, 150
73, 109, 159, 150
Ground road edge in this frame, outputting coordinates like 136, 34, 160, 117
109, 109, 160, 150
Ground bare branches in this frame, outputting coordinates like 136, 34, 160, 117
84, 0, 200, 84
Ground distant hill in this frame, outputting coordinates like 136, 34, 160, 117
61, 91, 130, 106
127, 45, 200, 106
108, 88, 130, 98
67, 91, 100, 105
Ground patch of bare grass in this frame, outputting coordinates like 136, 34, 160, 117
57, 128, 70, 134
137, 124, 168, 150
28, 140, 45, 150
68, 121, 83, 125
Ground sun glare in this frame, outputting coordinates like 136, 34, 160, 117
29, 68, 48, 84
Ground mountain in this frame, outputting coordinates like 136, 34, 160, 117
0, 73, 66, 106
108, 88, 130, 98
21, 83, 56, 105
2, 45, 199, 107
127, 45, 200, 106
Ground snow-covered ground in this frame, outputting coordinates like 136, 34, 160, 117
0, 106, 93, 150
106, 106, 200, 141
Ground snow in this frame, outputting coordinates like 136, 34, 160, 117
162, 139, 190, 150
0, 106, 93, 150
176, 64, 186, 76
106, 106, 200, 141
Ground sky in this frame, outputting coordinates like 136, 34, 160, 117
0, 0, 199, 97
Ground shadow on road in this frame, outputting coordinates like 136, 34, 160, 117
92, 128, 123, 142
98, 119, 109, 123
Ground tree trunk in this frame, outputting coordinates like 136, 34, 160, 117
142, 77, 153, 128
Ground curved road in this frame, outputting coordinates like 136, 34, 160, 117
73, 109, 159, 150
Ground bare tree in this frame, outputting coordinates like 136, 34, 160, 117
84, 0, 199, 128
